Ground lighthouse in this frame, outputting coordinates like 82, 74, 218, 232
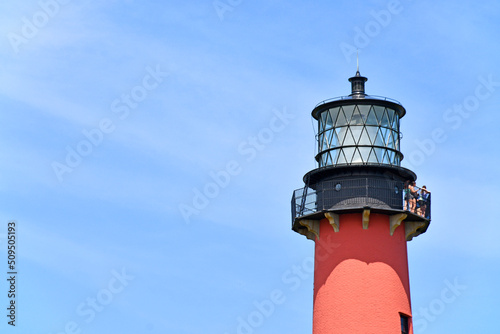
291, 69, 430, 333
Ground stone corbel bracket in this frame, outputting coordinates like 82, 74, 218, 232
298, 219, 320, 241
325, 212, 339, 232
405, 221, 428, 241
389, 213, 427, 241
389, 213, 407, 236
362, 209, 370, 229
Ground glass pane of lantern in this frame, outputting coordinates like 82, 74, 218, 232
329, 107, 340, 128
336, 149, 348, 165
330, 130, 340, 148
386, 130, 395, 149
335, 108, 348, 126
350, 126, 363, 144
366, 106, 378, 125
335, 127, 348, 146
391, 112, 399, 131
342, 105, 355, 124
325, 152, 332, 165
320, 111, 328, 131
380, 127, 389, 146
342, 147, 355, 163
387, 150, 395, 165
350, 106, 363, 125
358, 104, 370, 123
325, 109, 333, 129
373, 105, 385, 125
393, 130, 400, 149
374, 128, 385, 146
386, 108, 394, 127
331, 149, 339, 165
321, 131, 329, 151
374, 147, 385, 163
382, 150, 391, 164
367, 148, 379, 163
329, 129, 338, 148
343, 127, 357, 146
380, 108, 390, 127
366, 126, 378, 145
358, 127, 371, 145
359, 146, 371, 163
325, 129, 333, 149
352, 148, 363, 164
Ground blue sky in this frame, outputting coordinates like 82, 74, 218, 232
0, 0, 499, 333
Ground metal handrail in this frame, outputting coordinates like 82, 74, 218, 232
314, 95, 403, 108
291, 184, 431, 225
291, 187, 317, 222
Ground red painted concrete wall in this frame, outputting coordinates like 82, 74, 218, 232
313, 213, 412, 334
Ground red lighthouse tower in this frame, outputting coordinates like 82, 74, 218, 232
291, 70, 430, 333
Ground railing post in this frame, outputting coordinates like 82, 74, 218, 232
365, 178, 369, 198
299, 179, 310, 216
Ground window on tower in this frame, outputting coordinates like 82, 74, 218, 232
400, 314, 410, 334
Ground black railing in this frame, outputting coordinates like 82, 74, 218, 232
291, 186, 317, 219
291, 181, 431, 225
314, 94, 402, 108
